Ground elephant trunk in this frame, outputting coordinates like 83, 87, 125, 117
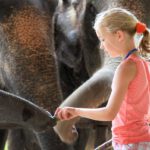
54, 57, 121, 144
0, 90, 56, 132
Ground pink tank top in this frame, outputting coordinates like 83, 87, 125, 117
112, 55, 150, 144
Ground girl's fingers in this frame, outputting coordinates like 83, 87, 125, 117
54, 107, 61, 116
58, 108, 71, 120
65, 109, 73, 120
62, 109, 68, 120
64, 108, 75, 120
57, 108, 68, 120
59, 110, 65, 120
57, 109, 64, 120
55, 107, 77, 120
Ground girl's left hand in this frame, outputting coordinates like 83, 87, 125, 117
54, 107, 78, 120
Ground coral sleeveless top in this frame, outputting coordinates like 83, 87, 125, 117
112, 54, 150, 144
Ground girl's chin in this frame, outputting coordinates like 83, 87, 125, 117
105, 50, 120, 58
108, 53, 120, 58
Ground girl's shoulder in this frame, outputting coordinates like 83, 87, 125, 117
114, 58, 137, 84
119, 57, 137, 73
120, 55, 150, 83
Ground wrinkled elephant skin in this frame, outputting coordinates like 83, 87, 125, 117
0, 0, 70, 150
54, 0, 150, 146
0, 90, 55, 132
54, 58, 121, 144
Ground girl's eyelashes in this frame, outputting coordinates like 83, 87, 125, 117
97, 34, 104, 42
100, 38, 105, 42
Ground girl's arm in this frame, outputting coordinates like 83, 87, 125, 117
56, 59, 137, 121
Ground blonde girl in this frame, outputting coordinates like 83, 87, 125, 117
55, 8, 150, 150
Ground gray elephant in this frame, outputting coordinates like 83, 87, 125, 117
55, 0, 102, 98
54, 0, 119, 149
0, 90, 55, 132
0, 0, 72, 150
54, 0, 150, 149
0, 90, 58, 150
54, 1, 110, 149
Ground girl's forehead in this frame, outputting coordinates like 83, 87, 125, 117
95, 30, 102, 40
96, 27, 108, 37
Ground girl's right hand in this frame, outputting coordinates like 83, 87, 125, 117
55, 107, 78, 121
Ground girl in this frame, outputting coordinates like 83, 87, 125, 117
55, 8, 150, 149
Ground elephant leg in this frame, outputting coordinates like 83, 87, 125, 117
54, 68, 114, 144
74, 128, 94, 150
94, 125, 112, 149
37, 128, 73, 150
7, 129, 41, 150
7, 129, 26, 150
23, 129, 41, 150
0, 129, 8, 150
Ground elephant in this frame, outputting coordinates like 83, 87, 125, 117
0, 0, 73, 150
0, 89, 55, 132
0, 90, 58, 150
54, 0, 109, 149
54, 0, 150, 149
54, 0, 119, 149
55, 0, 102, 98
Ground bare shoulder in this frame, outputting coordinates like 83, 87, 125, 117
116, 59, 137, 82
120, 59, 137, 72
114, 60, 137, 84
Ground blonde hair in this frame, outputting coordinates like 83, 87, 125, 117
94, 8, 150, 54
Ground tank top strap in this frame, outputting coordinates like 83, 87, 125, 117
125, 55, 139, 64
127, 55, 149, 78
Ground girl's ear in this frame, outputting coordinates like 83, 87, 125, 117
115, 30, 124, 42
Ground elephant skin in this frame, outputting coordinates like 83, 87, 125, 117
0, 90, 55, 132
54, 0, 150, 147
55, 0, 101, 98
54, 0, 117, 147
54, 0, 105, 148
54, 56, 121, 144
0, 0, 71, 150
